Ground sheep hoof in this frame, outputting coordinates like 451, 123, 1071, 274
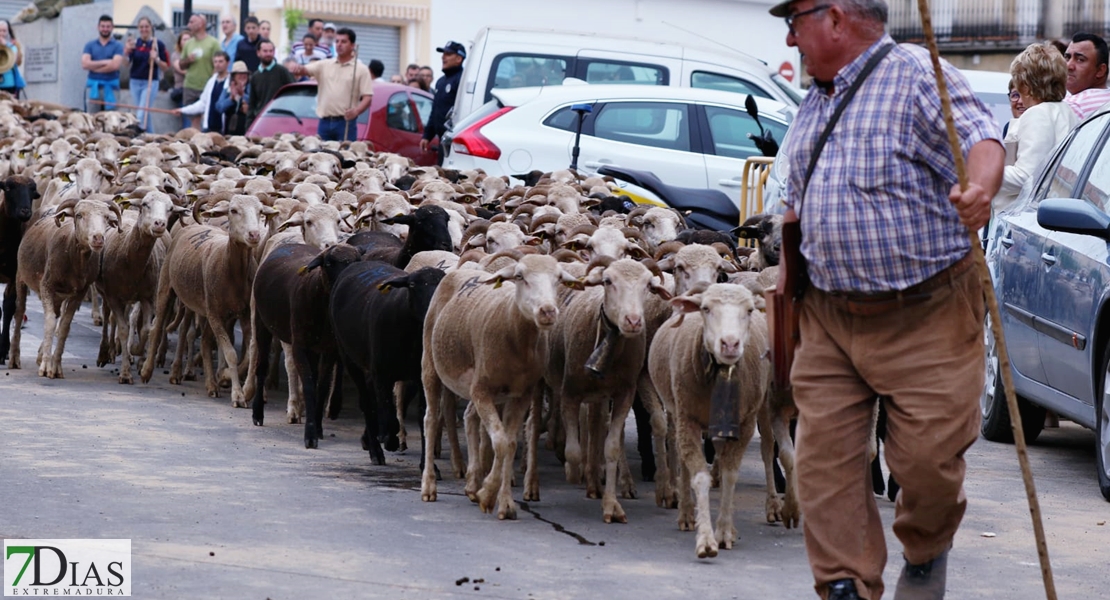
498, 501, 518, 521
118, 372, 132, 385
184, 370, 196, 381
603, 511, 627, 525
305, 436, 318, 449
454, 467, 466, 479
477, 488, 497, 514
286, 412, 300, 424
678, 513, 696, 531
421, 489, 437, 502
523, 484, 539, 502
586, 487, 600, 500
765, 495, 784, 524
715, 524, 737, 548
782, 497, 801, 530
696, 539, 719, 559
9, 357, 19, 369
620, 484, 637, 500
397, 440, 407, 453
369, 447, 386, 466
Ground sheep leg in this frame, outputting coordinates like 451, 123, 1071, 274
675, 430, 696, 532
129, 301, 150, 358
678, 417, 716, 558
475, 394, 527, 520
281, 341, 304, 423
7, 281, 26, 369
373, 374, 400, 456
44, 296, 83, 379
640, 375, 675, 508
394, 381, 408, 452
199, 325, 219, 397
264, 342, 282, 390
207, 314, 247, 407
444, 392, 467, 478
585, 402, 604, 498
248, 310, 273, 427
523, 390, 541, 502
140, 271, 176, 383
617, 428, 637, 500
560, 394, 583, 485
419, 364, 443, 502
602, 392, 636, 524
770, 405, 800, 529
36, 292, 59, 376
480, 418, 494, 478
168, 310, 192, 384
632, 391, 656, 482
714, 428, 750, 551
464, 401, 482, 501
412, 385, 441, 480
112, 299, 135, 384
0, 282, 17, 364
96, 301, 113, 368
90, 288, 102, 327
292, 346, 323, 448
759, 404, 785, 524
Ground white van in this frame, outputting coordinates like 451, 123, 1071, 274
451, 27, 802, 124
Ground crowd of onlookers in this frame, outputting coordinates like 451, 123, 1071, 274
994, 32, 1110, 212
73, 14, 420, 139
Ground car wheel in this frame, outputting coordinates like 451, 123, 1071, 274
980, 314, 1045, 444
1097, 345, 1110, 501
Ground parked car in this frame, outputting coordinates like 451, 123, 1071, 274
983, 106, 1110, 501
444, 83, 794, 206
246, 81, 439, 166
451, 26, 802, 126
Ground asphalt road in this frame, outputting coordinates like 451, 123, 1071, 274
2, 287, 1109, 599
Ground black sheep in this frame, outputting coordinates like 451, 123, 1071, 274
347, 204, 453, 269
329, 261, 446, 468
0, 176, 39, 364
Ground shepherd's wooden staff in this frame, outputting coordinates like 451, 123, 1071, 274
88, 99, 179, 115
914, 1, 1056, 597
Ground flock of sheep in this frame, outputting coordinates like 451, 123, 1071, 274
0, 98, 799, 559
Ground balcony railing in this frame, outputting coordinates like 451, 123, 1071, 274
888, 0, 1110, 48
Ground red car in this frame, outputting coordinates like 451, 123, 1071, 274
246, 81, 438, 166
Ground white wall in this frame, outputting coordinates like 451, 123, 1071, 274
428, 0, 799, 84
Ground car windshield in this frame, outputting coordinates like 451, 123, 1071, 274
264, 86, 369, 124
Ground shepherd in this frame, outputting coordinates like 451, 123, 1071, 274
289, 27, 372, 142
767, 1, 1004, 598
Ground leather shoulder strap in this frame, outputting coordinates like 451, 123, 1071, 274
800, 43, 896, 214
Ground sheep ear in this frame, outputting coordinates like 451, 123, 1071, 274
670, 294, 702, 314
202, 205, 228, 218
732, 225, 760, 239
626, 244, 649, 259
298, 255, 325, 276
277, 214, 303, 232
560, 234, 589, 251
480, 264, 517, 289
753, 293, 767, 313
523, 235, 542, 246
649, 281, 673, 301
383, 213, 415, 226
465, 233, 486, 249
378, 275, 410, 293
581, 268, 605, 287
54, 208, 72, 226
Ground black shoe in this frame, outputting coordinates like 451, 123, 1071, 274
893, 549, 948, 599
828, 579, 861, 600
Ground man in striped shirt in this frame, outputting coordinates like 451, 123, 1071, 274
1063, 33, 1110, 120
769, 1, 1004, 599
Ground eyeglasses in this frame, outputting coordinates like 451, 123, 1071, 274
1009, 91, 1021, 101
785, 4, 831, 35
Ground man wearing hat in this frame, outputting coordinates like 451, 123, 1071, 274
420, 41, 466, 165
320, 22, 338, 57
217, 60, 251, 135
766, 1, 1003, 599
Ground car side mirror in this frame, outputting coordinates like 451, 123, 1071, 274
1037, 198, 1110, 239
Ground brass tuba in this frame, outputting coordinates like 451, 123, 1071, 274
0, 45, 16, 74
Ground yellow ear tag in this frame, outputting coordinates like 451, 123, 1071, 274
377, 283, 392, 294
492, 278, 503, 289
17, 151, 25, 158
296, 266, 309, 276
121, 158, 132, 165
61, 173, 70, 182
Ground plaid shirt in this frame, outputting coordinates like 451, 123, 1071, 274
785, 36, 1000, 293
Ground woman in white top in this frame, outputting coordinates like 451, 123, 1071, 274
174, 51, 231, 132
994, 42, 1078, 212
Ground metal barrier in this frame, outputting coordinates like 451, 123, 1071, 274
739, 156, 774, 226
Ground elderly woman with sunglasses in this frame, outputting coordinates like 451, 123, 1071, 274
993, 42, 1077, 212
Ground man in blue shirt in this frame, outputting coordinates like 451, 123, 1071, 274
81, 15, 124, 111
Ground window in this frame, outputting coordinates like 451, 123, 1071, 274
592, 102, 689, 152
1077, 116, 1110, 211
543, 105, 593, 132
704, 105, 789, 160
263, 86, 369, 123
387, 92, 418, 132
691, 71, 771, 99
171, 10, 218, 32
412, 94, 432, 127
490, 54, 568, 93
583, 61, 666, 85
1043, 114, 1110, 201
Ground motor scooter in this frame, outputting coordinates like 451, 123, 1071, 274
571, 95, 780, 234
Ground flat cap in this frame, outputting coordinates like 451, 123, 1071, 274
768, 1, 797, 17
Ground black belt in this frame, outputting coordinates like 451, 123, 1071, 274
819, 251, 977, 317
320, 116, 347, 121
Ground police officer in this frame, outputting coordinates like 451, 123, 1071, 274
420, 41, 465, 165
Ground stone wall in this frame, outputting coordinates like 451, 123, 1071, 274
15, 2, 182, 134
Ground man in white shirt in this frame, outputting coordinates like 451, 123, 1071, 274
1063, 32, 1110, 120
